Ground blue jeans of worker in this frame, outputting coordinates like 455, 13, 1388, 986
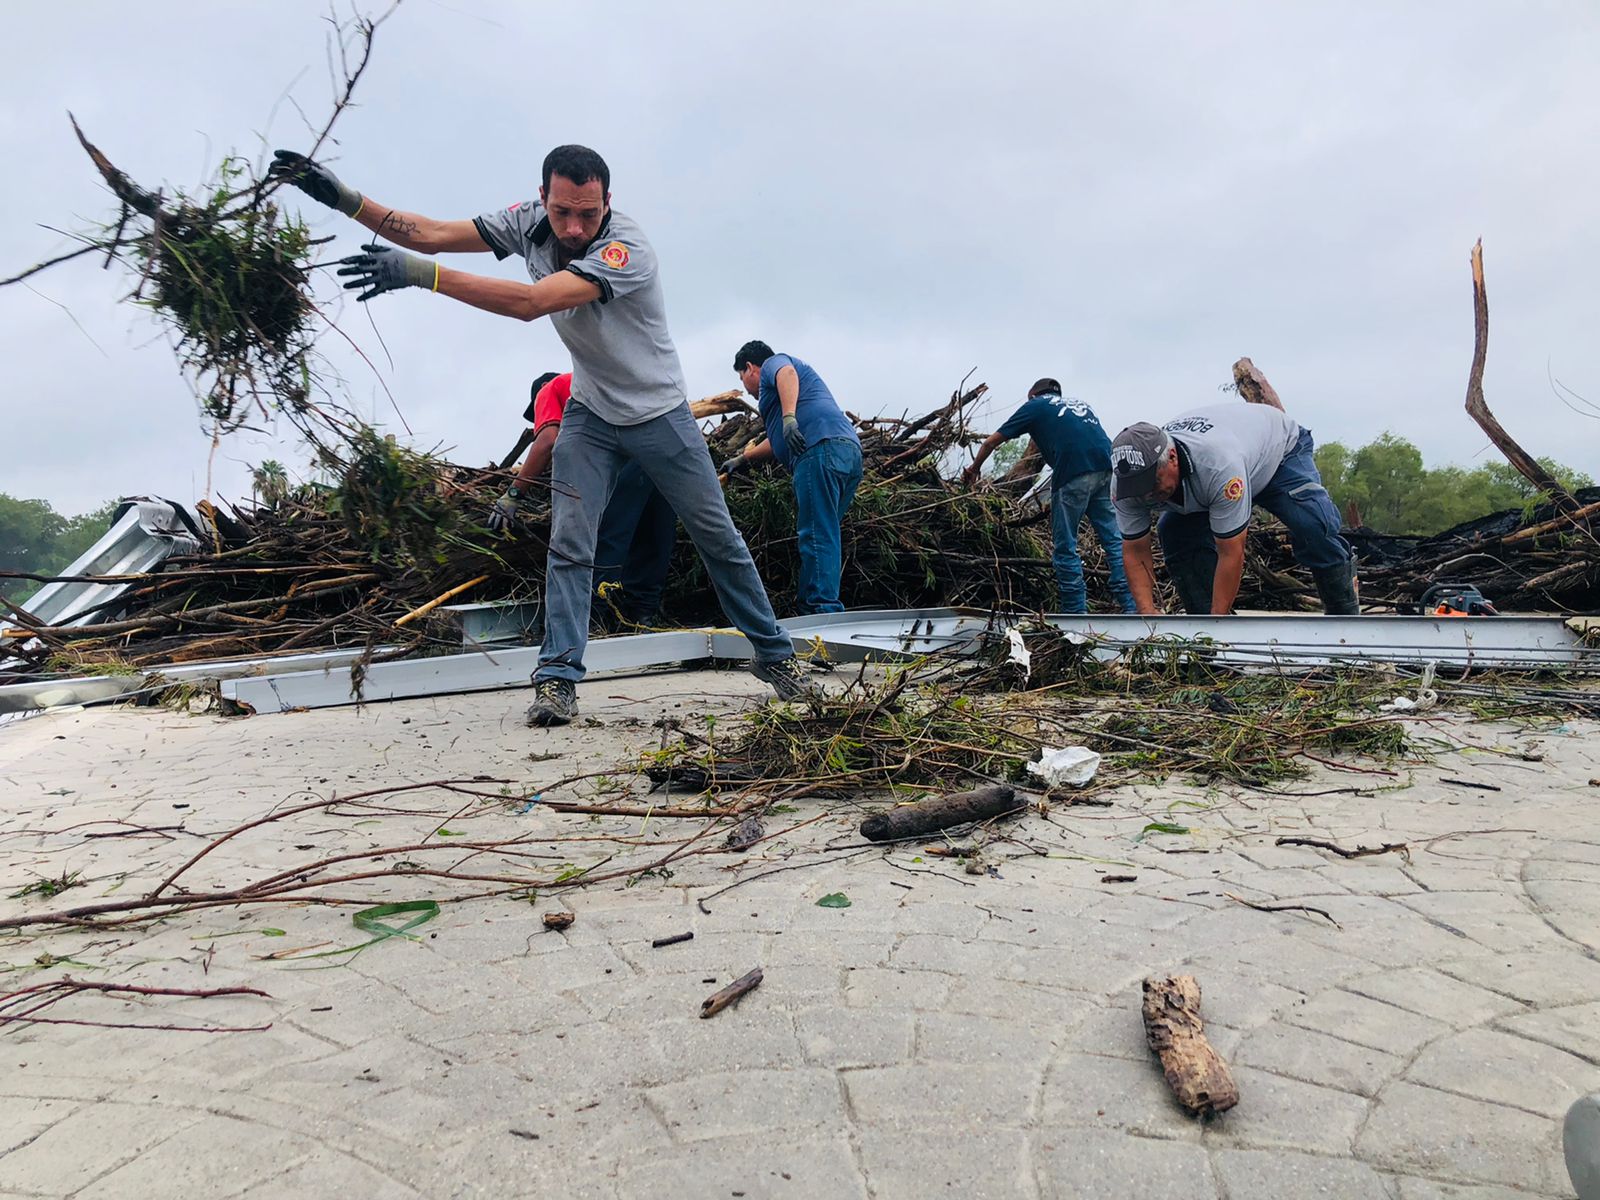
792, 438, 863, 614
1157, 427, 1350, 613
537, 401, 794, 683
592, 462, 677, 622
1052, 470, 1136, 614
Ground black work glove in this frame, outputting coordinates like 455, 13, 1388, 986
268, 150, 363, 215
487, 485, 523, 532
782, 414, 808, 459
719, 455, 749, 478
336, 243, 438, 302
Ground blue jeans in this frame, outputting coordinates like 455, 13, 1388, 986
1158, 427, 1351, 613
792, 438, 863, 614
592, 462, 677, 622
1052, 469, 1136, 614
537, 401, 794, 683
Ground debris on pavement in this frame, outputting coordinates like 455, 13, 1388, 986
699, 968, 763, 1019
1141, 974, 1239, 1117
859, 785, 1023, 842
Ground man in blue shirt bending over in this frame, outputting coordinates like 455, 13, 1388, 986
723, 341, 864, 613
963, 379, 1136, 614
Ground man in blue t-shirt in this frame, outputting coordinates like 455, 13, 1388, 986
963, 378, 1136, 614
722, 341, 864, 613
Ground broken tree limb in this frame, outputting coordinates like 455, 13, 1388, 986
1232, 358, 1285, 411
1464, 241, 1578, 513
858, 785, 1021, 842
700, 967, 763, 1018
1275, 836, 1409, 860
1141, 974, 1239, 1117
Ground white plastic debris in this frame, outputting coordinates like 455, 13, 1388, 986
1027, 745, 1102, 788
1005, 628, 1032, 682
1379, 662, 1438, 712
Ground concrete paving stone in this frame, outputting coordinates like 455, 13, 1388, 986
1405, 1027, 1600, 1119
613, 1132, 865, 1199
1204, 1066, 1371, 1156
494, 941, 639, 996
1284, 989, 1451, 1056
784, 892, 903, 933
892, 932, 1027, 978
1216, 867, 1352, 900
760, 929, 896, 970
1534, 840, 1600, 869
392, 1124, 624, 1200
1399, 894, 1572, 955
1077, 891, 1214, 930
235, 1150, 424, 1199
1057, 1000, 1166, 1062
644, 1010, 806, 1080
0, 1096, 79, 1156
1166, 967, 1307, 1033
1390, 1177, 1555, 1200
1344, 968, 1528, 1028
1497, 1000, 1600, 1063
1036, 1127, 1218, 1199
845, 1063, 1041, 1129
1235, 1022, 1406, 1097
1356, 1082, 1567, 1193
1041, 1052, 1205, 1141
795, 1006, 913, 1069
885, 898, 992, 939
75, 1112, 310, 1200
1319, 864, 1425, 896
942, 975, 1099, 1030
1523, 857, 1600, 883
916, 1011, 1067, 1066
568, 968, 745, 1025
644, 1067, 843, 1143
463, 1020, 672, 1095
1209, 1147, 1394, 1198
610, 929, 768, 975
844, 965, 957, 1011
0, 1100, 204, 1195
1436, 949, 1600, 1007
351, 954, 542, 1019
1000, 941, 1164, 997
856, 1127, 1035, 1199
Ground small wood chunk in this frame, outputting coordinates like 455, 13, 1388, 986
1141, 974, 1239, 1116
859, 786, 1020, 842
542, 911, 575, 931
700, 967, 763, 1018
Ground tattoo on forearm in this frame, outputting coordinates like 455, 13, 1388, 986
379, 210, 419, 239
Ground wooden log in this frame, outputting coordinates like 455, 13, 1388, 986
858, 785, 1021, 842
1500, 499, 1600, 546
1141, 974, 1239, 1116
1231, 358, 1285, 411
1463, 241, 1578, 513
700, 967, 763, 1018
689, 389, 754, 420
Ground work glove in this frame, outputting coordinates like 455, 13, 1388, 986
782, 414, 808, 459
268, 150, 364, 216
487, 485, 523, 532
719, 455, 749, 479
336, 243, 439, 302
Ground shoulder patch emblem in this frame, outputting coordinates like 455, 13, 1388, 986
599, 241, 630, 270
1223, 476, 1245, 502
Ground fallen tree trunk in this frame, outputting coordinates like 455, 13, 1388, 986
1141, 974, 1239, 1117
858, 785, 1021, 841
1232, 358, 1285, 411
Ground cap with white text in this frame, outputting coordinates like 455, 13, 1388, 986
1110, 423, 1171, 501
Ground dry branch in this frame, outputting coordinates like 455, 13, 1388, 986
1141, 974, 1239, 1116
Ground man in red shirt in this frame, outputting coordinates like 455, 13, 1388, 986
491, 372, 677, 626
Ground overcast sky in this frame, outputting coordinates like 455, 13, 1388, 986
4, 1, 1598, 515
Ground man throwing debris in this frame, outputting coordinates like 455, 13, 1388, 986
1109, 403, 1358, 615
962, 379, 1135, 614
723, 342, 863, 614
270, 144, 817, 723
489, 371, 677, 629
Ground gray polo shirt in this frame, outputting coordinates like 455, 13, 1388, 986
1115, 404, 1301, 539
473, 201, 686, 426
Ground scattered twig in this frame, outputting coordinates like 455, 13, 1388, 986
699, 967, 763, 1019
1274, 836, 1410, 861
1224, 892, 1340, 928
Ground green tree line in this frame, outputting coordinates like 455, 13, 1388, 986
1314, 434, 1593, 537
0, 494, 119, 603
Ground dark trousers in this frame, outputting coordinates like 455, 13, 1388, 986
592, 462, 677, 622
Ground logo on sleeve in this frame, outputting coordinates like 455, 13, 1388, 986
598, 241, 630, 270
1223, 476, 1245, 502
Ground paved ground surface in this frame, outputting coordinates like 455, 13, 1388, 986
1, 667, 1597, 1198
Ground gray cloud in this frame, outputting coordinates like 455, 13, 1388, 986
3, 0, 1597, 515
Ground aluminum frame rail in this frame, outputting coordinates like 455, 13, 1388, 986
216, 608, 1594, 715
7, 499, 202, 632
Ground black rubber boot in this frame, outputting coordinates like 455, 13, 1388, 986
1168, 560, 1215, 615
1311, 560, 1361, 615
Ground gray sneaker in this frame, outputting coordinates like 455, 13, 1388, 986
750, 655, 821, 702
526, 678, 579, 727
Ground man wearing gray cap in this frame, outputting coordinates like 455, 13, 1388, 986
1109, 404, 1358, 615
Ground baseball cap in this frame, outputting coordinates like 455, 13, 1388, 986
1110, 423, 1171, 501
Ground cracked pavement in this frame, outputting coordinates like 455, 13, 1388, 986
1, 669, 1597, 1198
